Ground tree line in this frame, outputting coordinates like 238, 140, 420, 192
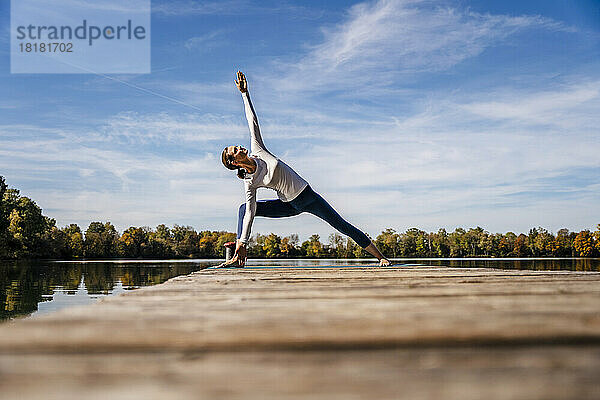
1, 176, 599, 260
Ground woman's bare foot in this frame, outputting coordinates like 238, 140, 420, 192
379, 258, 391, 267
364, 242, 391, 267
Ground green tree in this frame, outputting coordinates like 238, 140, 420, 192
552, 228, 572, 256
375, 229, 400, 258
302, 234, 323, 257
329, 233, 346, 258
40, 225, 69, 259
533, 227, 554, 257
84, 222, 119, 258
527, 228, 539, 256
0, 176, 8, 231
62, 224, 84, 258
479, 231, 496, 257
7, 196, 51, 258
263, 233, 281, 258
498, 232, 515, 257
464, 227, 486, 256
399, 228, 425, 257
449, 228, 467, 257
250, 233, 266, 257
171, 225, 200, 258
147, 224, 175, 258
431, 228, 450, 257
0, 176, 10, 258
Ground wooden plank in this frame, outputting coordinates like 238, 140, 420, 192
1, 347, 599, 400
0, 265, 599, 399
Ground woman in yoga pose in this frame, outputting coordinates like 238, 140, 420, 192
221, 71, 390, 267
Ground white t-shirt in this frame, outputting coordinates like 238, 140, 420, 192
239, 92, 308, 244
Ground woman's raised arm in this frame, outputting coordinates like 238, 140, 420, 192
236, 71, 268, 154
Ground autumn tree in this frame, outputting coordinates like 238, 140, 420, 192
533, 227, 554, 256
263, 233, 282, 258
198, 230, 220, 258
119, 226, 150, 258
513, 234, 529, 257
551, 228, 572, 256
280, 234, 299, 257
573, 230, 595, 257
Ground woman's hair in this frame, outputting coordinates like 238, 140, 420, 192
221, 147, 247, 179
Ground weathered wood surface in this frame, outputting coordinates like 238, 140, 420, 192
0, 265, 599, 399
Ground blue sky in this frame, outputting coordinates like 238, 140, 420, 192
0, 0, 599, 241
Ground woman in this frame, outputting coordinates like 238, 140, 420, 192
221, 71, 390, 267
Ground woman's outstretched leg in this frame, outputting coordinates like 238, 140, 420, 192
301, 190, 390, 266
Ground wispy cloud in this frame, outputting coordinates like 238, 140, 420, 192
98, 111, 244, 143
461, 81, 600, 129
152, 0, 246, 17
268, 0, 570, 93
152, 0, 324, 19
184, 30, 228, 50
54, 0, 150, 14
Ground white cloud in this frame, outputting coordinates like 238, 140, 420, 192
152, 0, 323, 19
461, 81, 600, 129
269, 0, 569, 92
55, 0, 149, 14
184, 30, 227, 50
99, 112, 244, 144
152, 0, 245, 17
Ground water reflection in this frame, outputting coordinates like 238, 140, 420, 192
419, 258, 600, 272
0, 260, 213, 321
1, 258, 598, 322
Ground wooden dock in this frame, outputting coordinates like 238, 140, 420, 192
0, 264, 599, 399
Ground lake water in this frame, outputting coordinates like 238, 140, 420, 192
1, 258, 598, 322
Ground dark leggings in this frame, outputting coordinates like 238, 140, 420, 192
237, 185, 371, 248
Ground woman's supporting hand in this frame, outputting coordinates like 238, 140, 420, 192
234, 240, 247, 266
235, 71, 248, 93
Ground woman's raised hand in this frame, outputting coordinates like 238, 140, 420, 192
235, 71, 248, 93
